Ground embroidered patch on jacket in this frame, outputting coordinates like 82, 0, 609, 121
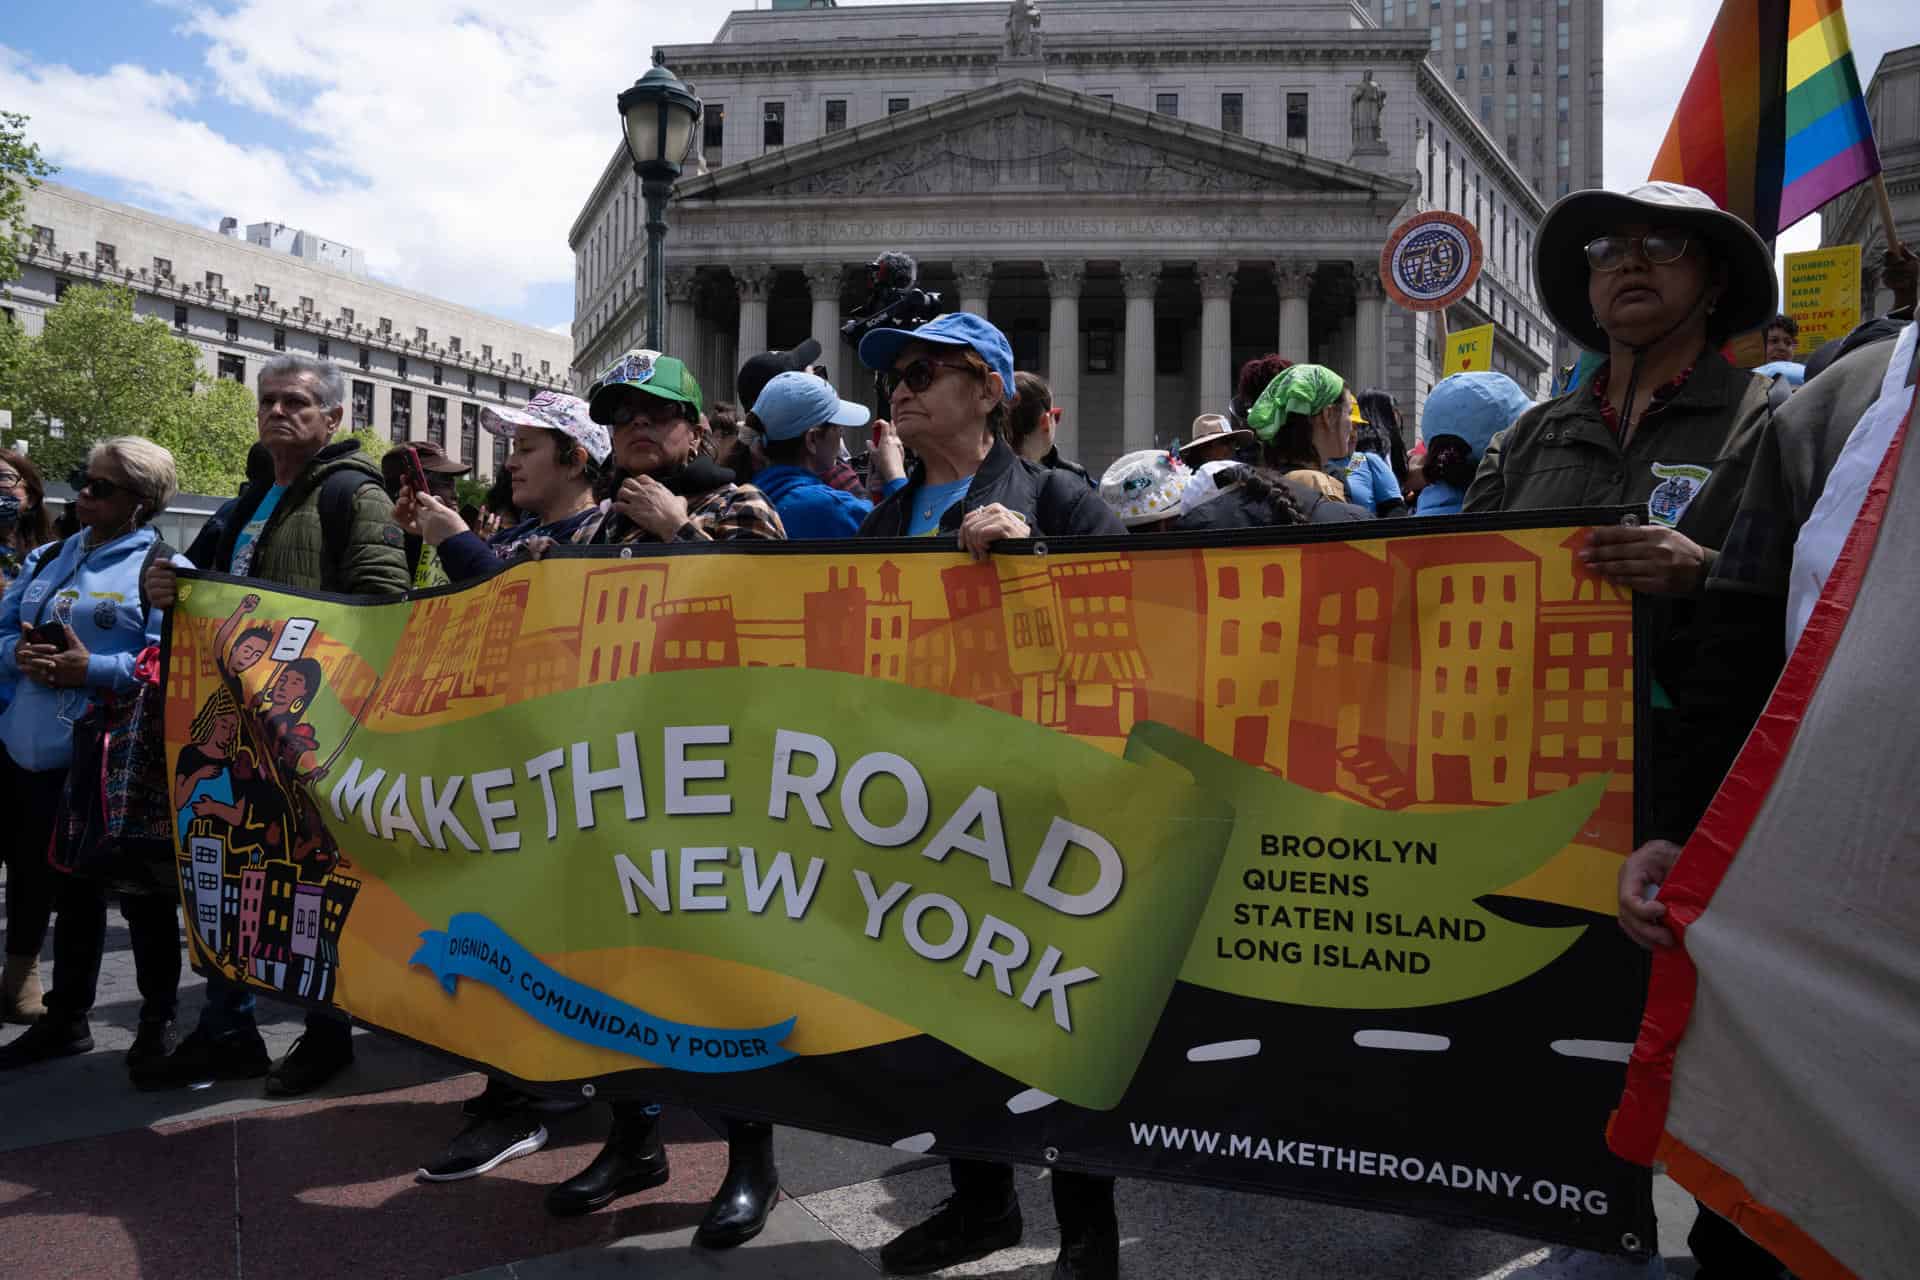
1647, 462, 1712, 527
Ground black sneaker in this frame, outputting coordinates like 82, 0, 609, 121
880, 1196, 1023, 1276
419, 1114, 549, 1182
1053, 1228, 1120, 1280
0, 1015, 93, 1070
129, 1025, 270, 1091
265, 1030, 354, 1097
125, 1019, 177, 1071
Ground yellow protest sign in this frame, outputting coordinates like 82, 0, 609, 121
1442, 323, 1495, 376
1783, 244, 1862, 356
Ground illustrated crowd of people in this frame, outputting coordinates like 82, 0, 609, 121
0, 176, 1913, 1280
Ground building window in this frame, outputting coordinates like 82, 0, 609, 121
273, 327, 286, 351
298, 294, 313, 312
206, 271, 224, 292
1221, 92, 1244, 135
358, 346, 370, 370
703, 103, 726, 162
150, 255, 171, 279
540, 359, 551, 375
432, 364, 443, 385
493, 432, 508, 472
254, 284, 271, 302
397, 356, 409, 379
887, 97, 910, 116
391, 389, 412, 442
317, 339, 329, 359
481, 344, 492, 361
217, 354, 245, 382
466, 371, 477, 394
1480, 94, 1493, 120
1155, 92, 1179, 117
415, 326, 428, 343
1558, 62, 1570, 79
449, 335, 462, 354
1557, 93, 1570, 123
1557, 20, 1569, 50
763, 101, 785, 150
340, 306, 355, 324
1480, 17, 1493, 45
1430, 27, 1441, 51
93, 241, 116, 267
511, 352, 522, 369
1531, 16, 1543, 45
427, 395, 447, 446
225, 315, 240, 342
1286, 93, 1308, 145
497, 377, 508, 399
1454, 19, 1467, 48
173, 304, 188, 331
461, 402, 480, 465
352, 380, 374, 429
31, 225, 53, 251
377, 317, 393, 335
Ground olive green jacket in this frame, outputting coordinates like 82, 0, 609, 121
208, 440, 409, 597
1464, 350, 1774, 572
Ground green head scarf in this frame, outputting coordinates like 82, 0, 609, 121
1248, 364, 1346, 443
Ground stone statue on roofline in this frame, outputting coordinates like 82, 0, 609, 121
1352, 69, 1389, 153
1005, 0, 1043, 58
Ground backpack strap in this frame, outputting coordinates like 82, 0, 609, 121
318, 469, 380, 576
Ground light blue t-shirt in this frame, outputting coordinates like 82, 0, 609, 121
1329, 452, 1398, 513
906, 477, 974, 537
230, 484, 286, 576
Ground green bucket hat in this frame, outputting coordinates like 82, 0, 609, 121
586, 348, 705, 425
1247, 363, 1345, 443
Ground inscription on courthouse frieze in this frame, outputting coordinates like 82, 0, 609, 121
679, 214, 1382, 247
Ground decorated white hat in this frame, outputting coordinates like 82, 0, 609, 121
1099, 450, 1193, 527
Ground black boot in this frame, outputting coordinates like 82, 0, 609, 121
880, 1194, 1023, 1275
544, 1103, 670, 1217
0, 1013, 92, 1069
695, 1120, 779, 1248
125, 1019, 176, 1071
1053, 1227, 1120, 1279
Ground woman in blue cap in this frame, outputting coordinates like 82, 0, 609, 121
855, 311, 1122, 552
1411, 372, 1534, 516
853, 313, 1122, 1279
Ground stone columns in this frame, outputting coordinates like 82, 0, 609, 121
733, 263, 773, 363
664, 267, 699, 364
1121, 260, 1162, 456
954, 258, 994, 318
803, 262, 846, 390
1044, 260, 1085, 461
1197, 259, 1238, 418
1275, 259, 1314, 362
1353, 266, 1385, 393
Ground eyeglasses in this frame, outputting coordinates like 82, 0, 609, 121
1585, 231, 1692, 272
609, 399, 689, 430
0, 471, 22, 488
880, 358, 974, 399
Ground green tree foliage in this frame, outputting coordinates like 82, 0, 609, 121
1, 112, 55, 285
0, 283, 258, 491
346, 426, 391, 467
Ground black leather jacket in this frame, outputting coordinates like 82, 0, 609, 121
860, 437, 1125, 539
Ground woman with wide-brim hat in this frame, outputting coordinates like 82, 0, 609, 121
1465, 180, 1777, 594
1470, 184, 1786, 1280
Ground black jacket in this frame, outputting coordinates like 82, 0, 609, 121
860, 437, 1125, 539
1176, 473, 1371, 531
1039, 446, 1095, 490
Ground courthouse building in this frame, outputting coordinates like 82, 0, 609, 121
5, 182, 572, 479
1821, 43, 1920, 319
569, 0, 1558, 471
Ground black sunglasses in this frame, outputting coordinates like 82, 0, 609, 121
68, 468, 131, 500
1584, 230, 1692, 272
880, 358, 974, 399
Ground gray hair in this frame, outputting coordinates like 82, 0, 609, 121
89, 436, 179, 521
259, 353, 347, 409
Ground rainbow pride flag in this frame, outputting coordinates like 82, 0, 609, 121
1650, 0, 1880, 239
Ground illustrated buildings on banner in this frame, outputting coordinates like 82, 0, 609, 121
370, 534, 1631, 849
569, 0, 1563, 471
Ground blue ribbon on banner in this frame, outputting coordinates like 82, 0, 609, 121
409, 912, 797, 1073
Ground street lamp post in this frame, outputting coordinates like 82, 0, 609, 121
618, 52, 703, 353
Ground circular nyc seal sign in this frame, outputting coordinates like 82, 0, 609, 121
1380, 212, 1484, 311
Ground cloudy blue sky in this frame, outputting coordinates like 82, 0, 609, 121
3, 1, 1909, 333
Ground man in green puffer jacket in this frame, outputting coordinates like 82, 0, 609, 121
140, 353, 408, 1097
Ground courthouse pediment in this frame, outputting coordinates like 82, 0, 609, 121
679, 78, 1405, 203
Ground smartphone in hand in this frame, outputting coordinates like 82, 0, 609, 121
27, 622, 69, 651
403, 446, 430, 494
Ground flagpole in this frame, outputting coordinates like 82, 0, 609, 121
1872, 174, 1906, 255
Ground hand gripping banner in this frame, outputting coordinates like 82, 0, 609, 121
162, 513, 1653, 1256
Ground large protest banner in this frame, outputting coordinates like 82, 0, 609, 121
163, 513, 1653, 1255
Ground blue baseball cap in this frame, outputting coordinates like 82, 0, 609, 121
856, 311, 1016, 403
752, 371, 871, 442
1420, 371, 1534, 462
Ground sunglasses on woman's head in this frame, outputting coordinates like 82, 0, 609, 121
1585, 230, 1692, 272
881, 358, 974, 399
67, 469, 128, 500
